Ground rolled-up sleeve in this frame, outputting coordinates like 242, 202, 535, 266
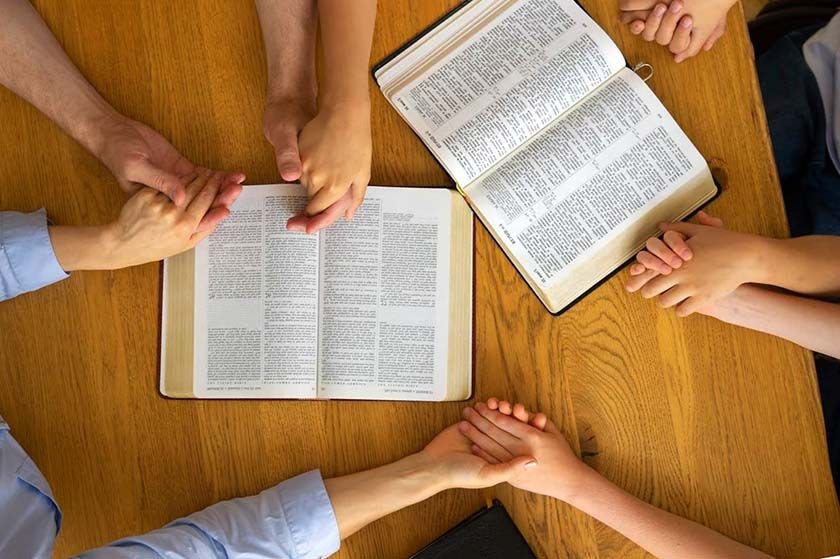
0, 209, 68, 302
77, 469, 341, 559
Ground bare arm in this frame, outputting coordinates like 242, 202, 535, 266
0, 0, 117, 155
708, 284, 840, 359
755, 236, 840, 297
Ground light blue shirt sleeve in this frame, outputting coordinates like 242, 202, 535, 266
0, 417, 62, 559
0, 209, 68, 301
77, 469, 341, 559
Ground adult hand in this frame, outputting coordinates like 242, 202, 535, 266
297, 101, 372, 224
96, 115, 245, 206
417, 423, 536, 491
459, 400, 592, 502
103, 169, 241, 268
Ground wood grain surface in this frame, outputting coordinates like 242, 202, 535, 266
0, 1, 838, 557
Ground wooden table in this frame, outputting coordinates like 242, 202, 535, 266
1, 1, 838, 557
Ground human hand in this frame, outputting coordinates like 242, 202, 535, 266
102, 169, 241, 268
625, 212, 769, 316
620, 0, 732, 62
95, 115, 245, 206
417, 423, 537, 491
297, 101, 372, 224
458, 400, 592, 502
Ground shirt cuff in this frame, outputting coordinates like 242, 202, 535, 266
277, 470, 341, 559
0, 209, 68, 299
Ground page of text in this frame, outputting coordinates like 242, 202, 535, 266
390, 0, 624, 185
316, 187, 453, 401
193, 185, 319, 398
468, 69, 708, 288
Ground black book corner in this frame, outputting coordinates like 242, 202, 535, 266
410, 500, 537, 559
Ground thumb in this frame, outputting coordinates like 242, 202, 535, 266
696, 210, 724, 228
269, 126, 303, 182
481, 456, 537, 484
126, 158, 186, 206
659, 220, 701, 236
345, 182, 368, 220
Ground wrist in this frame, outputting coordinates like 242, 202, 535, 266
319, 92, 371, 117
75, 102, 125, 163
49, 223, 120, 271
547, 462, 599, 504
747, 235, 783, 286
400, 451, 452, 496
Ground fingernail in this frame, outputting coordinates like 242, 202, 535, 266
524, 460, 538, 469
670, 1, 682, 13
655, 4, 666, 16
681, 17, 692, 27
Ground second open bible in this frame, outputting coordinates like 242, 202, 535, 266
376, 0, 718, 313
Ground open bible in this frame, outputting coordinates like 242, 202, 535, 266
161, 185, 473, 401
376, 0, 718, 313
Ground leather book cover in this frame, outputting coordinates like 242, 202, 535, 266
410, 500, 537, 559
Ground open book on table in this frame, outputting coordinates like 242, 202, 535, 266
375, 0, 718, 314
161, 185, 473, 401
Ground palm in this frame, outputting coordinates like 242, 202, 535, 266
422, 425, 501, 489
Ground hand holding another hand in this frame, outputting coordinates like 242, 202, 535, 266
458, 399, 593, 502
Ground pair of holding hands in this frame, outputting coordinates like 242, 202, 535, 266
84, 93, 370, 269
422, 397, 587, 501
619, 0, 735, 62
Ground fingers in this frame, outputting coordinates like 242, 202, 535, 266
466, 406, 522, 448
625, 268, 658, 293
127, 158, 187, 206
471, 407, 538, 440
655, 1, 684, 45
642, 3, 668, 41
471, 444, 500, 465
663, 230, 692, 261
620, 10, 652, 24
659, 220, 700, 236
669, 15, 692, 54
498, 400, 513, 415
674, 29, 707, 63
511, 402, 531, 424
675, 296, 706, 317
305, 182, 349, 217
346, 182, 368, 220
212, 183, 244, 209
479, 455, 538, 484
196, 206, 230, 235
619, 0, 659, 10
636, 250, 673, 276
457, 420, 514, 463
531, 412, 549, 431
657, 285, 692, 308
629, 20, 646, 35
696, 210, 724, 228
640, 273, 680, 299
630, 262, 646, 276
269, 125, 304, 182
287, 190, 354, 234
486, 397, 500, 411
185, 171, 225, 225
646, 237, 684, 268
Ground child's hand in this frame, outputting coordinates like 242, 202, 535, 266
620, 0, 733, 62
627, 213, 769, 316
298, 102, 372, 227
458, 400, 592, 502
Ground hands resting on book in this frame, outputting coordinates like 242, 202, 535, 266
625, 211, 840, 360
456, 397, 771, 559
619, 0, 736, 63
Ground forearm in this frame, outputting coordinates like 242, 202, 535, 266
564, 468, 770, 559
316, 0, 376, 108
48, 225, 116, 271
753, 236, 840, 296
0, 0, 119, 156
254, 0, 317, 104
324, 451, 446, 539
708, 284, 840, 359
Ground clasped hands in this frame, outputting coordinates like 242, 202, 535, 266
619, 0, 736, 63
417, 397, 591, 501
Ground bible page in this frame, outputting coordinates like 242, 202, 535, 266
316, 187, 454, 401
192, 184, 320, 398
381, 0, 624, 186
466, 68, 713, 304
